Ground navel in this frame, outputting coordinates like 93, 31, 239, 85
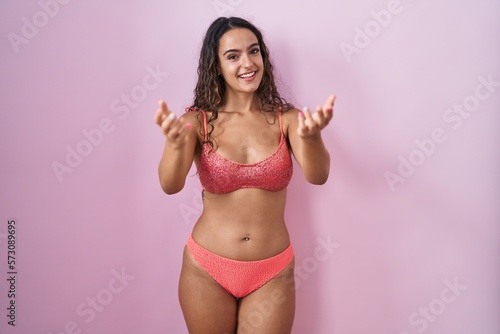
242, 234, 251, 241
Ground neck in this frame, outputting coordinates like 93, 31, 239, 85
220, 91, 260, 112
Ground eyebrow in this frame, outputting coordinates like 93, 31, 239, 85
222, 42, 260, 56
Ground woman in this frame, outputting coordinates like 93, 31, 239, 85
154, 16, 335, 334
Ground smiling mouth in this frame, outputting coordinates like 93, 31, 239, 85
238, 71, 257, 79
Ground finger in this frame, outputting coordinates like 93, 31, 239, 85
154, 108, 164, 125
160, 113, 177, 135
325, 95, 336, 119
156, 100, 175, 123
318, 97, 333, 123
165, 116, 188, 139
175, 121, 192, 141
302, 107, 318, 131
302, 107, 311, 127
168, 119, 192, 143
160, 100, 168, 114
314, 105, 326, 125
155, 100, 168, 124
300, 107, 312, 133
324, 95, 336, 110
298, 110, 306, 134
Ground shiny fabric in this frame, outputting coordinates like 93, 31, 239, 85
197, 109, 293, 194
186, 234, 294, 298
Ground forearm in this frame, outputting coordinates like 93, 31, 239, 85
296, 133, 330, 184
158, 141, 195, 194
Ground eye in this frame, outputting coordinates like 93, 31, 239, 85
250, 48, 260, 55
227, 54, 238, 60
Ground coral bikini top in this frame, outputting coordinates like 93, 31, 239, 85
197, 109, 293, 194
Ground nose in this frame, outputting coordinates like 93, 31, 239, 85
241, 53, 254, 68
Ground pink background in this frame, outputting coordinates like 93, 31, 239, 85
1, 1, 499, 333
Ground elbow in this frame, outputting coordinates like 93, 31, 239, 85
301, 152, 330, 185
307, 174, 329, 185
159, 179, 184, 195
158, 164, 186, 194
305, 166, 330, 185
162, 186, 181, 195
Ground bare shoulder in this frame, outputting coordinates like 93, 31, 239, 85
281, 107, 300, 136
179, 109, 205, 142
180, 109, 203, 128
282, 107, 300, 118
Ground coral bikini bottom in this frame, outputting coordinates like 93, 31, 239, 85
186, 234, 294, 298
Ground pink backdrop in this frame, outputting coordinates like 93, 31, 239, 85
1, 1, 499, 333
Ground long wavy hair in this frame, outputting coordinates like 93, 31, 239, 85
188, 17, 294, 144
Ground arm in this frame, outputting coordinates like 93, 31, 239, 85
287, 95, 336, 185
154, 100, 198, 194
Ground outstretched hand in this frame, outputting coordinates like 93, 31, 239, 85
154, 100, 192, 148
297, 95, 335, 138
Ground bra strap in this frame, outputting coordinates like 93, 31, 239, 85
278, 109, 284, 135
200, 110, 208, 141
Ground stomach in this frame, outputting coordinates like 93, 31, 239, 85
191, 188, 290, 261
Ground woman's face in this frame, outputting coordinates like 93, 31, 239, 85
217, 28, 264, 96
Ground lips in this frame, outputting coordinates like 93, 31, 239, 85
238, 71, 257, 80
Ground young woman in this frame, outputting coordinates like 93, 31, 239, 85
154, 16, 335, 334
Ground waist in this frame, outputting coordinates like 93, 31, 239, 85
192, 190, 289, 260
191, 225, 291, 261
202, 187, 287, 215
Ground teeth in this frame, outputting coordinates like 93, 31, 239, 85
240, 72, 255, 78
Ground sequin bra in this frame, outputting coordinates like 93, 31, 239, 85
197, 109, 293, 194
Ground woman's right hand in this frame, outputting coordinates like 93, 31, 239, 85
154, 100, 192, 148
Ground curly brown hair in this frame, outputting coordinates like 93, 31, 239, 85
188, 17, 294, 144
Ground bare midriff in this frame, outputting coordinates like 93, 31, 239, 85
192, 188, 290, 261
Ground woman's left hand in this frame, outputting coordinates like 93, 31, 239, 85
297, 95, 336, 138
